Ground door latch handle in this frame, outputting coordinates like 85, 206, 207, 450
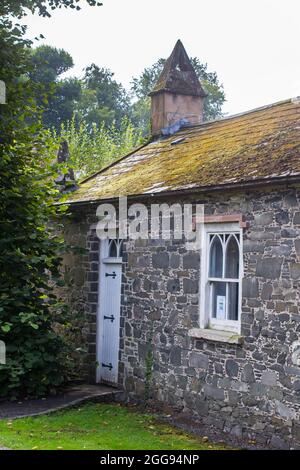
101, 362, 113, 371
105, 271, 116, 279
104, 315, 115, 322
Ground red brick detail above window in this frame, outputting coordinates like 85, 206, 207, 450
192, 214, 248, 230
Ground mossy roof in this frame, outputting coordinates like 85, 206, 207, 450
66, 98, 300, 204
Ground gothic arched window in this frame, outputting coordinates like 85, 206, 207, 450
206, 226, 242, 328
108, 239, 123, 258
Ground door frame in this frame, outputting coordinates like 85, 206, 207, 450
96, 239, 122, 384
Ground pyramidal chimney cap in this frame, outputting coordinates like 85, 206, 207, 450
149, 39, 207, 98
149, 40, 206, 135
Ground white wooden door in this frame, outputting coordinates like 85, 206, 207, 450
96, 240, 122, 385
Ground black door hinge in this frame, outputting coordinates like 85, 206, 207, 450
105, 271, 116, 279
104, 315, 115, 322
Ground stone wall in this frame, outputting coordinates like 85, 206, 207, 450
57, 215, 100, 382
61, 185, 300, 449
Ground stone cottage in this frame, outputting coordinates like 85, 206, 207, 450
61, 40, 300, 448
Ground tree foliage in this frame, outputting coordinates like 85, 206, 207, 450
51, 117, 144, 179
29, 45, 81, 130
0, 0, 102, 18
28, 50, 132, 132
30, 45, 74, 81
75, 64, 131, 130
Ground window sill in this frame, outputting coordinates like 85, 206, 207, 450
188, 328, 244, 345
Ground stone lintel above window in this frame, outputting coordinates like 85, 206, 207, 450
192, 213, 249, 230
188, 328, 244, 345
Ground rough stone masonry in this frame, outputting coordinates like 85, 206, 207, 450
60, 184, 300, 449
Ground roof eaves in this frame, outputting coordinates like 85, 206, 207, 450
63, 173, 300, 207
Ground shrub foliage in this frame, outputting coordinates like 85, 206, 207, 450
0, 18, 72, 398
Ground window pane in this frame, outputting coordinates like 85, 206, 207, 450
109, 240, 117, 257
228, 282, 239, 320
225, 235, 239, 278
117, 240, 123, 257
209, 235, 223, 278
211, 281, 226, 319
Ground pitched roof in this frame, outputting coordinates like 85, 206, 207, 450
149, 40, 206, 97
66, 98, 300, 204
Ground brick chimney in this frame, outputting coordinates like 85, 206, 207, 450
149, 40, 206, 136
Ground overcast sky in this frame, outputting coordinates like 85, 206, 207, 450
24, 0, 300, 115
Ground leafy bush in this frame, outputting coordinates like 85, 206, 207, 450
0, 18, 72, 399
52, 116, 145, 179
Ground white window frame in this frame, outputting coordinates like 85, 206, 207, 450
199, 222, 243, 334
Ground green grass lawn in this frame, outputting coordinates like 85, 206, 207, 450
0, 403, 228, 450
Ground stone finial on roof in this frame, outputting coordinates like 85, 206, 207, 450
55, 140, 78, 193
149, 40, 206, 98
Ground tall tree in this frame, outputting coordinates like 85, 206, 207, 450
76, 64, 131, 129
29, 45, 81, 130
131, 57, 225, 134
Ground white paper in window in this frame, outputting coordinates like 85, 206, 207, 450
216, 295, 226, 320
